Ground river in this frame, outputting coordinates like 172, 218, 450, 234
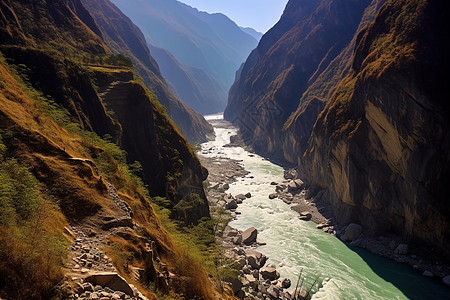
200, 114, 449, 300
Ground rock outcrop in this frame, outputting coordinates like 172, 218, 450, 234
0, 1, 217, 298
225, 0, 450, 258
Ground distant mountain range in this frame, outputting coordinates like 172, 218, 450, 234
240, 27, 263, 41
111, 0, 259, 114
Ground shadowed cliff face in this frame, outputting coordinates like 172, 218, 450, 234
81, 0, 214, 143
92, 68, 209, 211
225, 0, 450, 258
302, 0, 450, 255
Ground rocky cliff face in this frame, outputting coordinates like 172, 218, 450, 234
225, 0, 374, 157
303, 0, 450, 255
226, 0, 450, 258
0, 1, 218, 298
81, 0, 214, 143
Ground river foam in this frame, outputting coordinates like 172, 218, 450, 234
201, 114, 449, 300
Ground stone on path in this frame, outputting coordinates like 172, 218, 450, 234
85, 273, 134, 296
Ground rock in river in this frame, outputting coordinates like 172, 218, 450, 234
260, 266, 279, 280
246, 249, 267, 269
242, 227, 258, 245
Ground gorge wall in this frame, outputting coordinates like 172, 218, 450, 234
82, 0, 214, 143
225, 0, 450, 258
0, 0, 221, 298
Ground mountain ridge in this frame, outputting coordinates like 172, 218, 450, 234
111, 0, 259, 113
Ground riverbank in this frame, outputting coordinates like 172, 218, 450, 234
199, 114, 450, 299
199, 119, 303, 299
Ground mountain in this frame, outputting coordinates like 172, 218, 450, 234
0, 0, 231, 299
147, 43, 228, 115
225, 0, 450, 258
81, 0, 214, 142
240, 27, 263, 41
111, 0, 259, 113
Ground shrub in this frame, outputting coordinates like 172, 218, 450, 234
0, 135, 68, 299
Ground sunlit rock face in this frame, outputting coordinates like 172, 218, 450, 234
225, 0, 450, 258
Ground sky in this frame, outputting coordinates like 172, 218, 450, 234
178, 0, 289, 33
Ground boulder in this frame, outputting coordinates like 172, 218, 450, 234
284, 169, 297, 180
225, 199, 238, 210
85, 273, 134, 296
244, 274, 258, 290
293, 179, 304, 189
342, 223, 363, 242
276, 184, 287, 192
238, 258, 246, 268
235, 194, 247, 201
223, 183, 230, 190
442, 275, 450, 287
299, 212, 312, 221
245, 192, 252, 198
260, 266, 279, 280
227, 277, 243, 294
287, 181, 300, 193
242, 227, 258, 245
246, 250, 267, 269
233, 235, 242, 245
269, 193, 277, 199
394, 244, 409, 255
422, 271, 434, 277
281, 278, 291, 289
270, 182, 278, 185
267, 286, 280, 299
230, 135, 238, 144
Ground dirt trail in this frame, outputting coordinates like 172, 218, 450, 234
57, 182, 148, 300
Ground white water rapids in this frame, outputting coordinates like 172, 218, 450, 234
200, 114, 449, 300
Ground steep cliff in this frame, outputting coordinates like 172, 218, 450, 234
225, 0, 374, 157
111, 0, 259, 113
225, 0, 450, 258
0, 0, 222, 298
303, 0, 450, 255
81, 0, 214, 142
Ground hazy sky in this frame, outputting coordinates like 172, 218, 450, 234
178, 0, 289, 33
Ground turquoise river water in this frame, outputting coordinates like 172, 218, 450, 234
200, 114, 449, 300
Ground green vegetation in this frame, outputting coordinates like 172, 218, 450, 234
151, 198, 239, 293
0, 134, 68, 299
